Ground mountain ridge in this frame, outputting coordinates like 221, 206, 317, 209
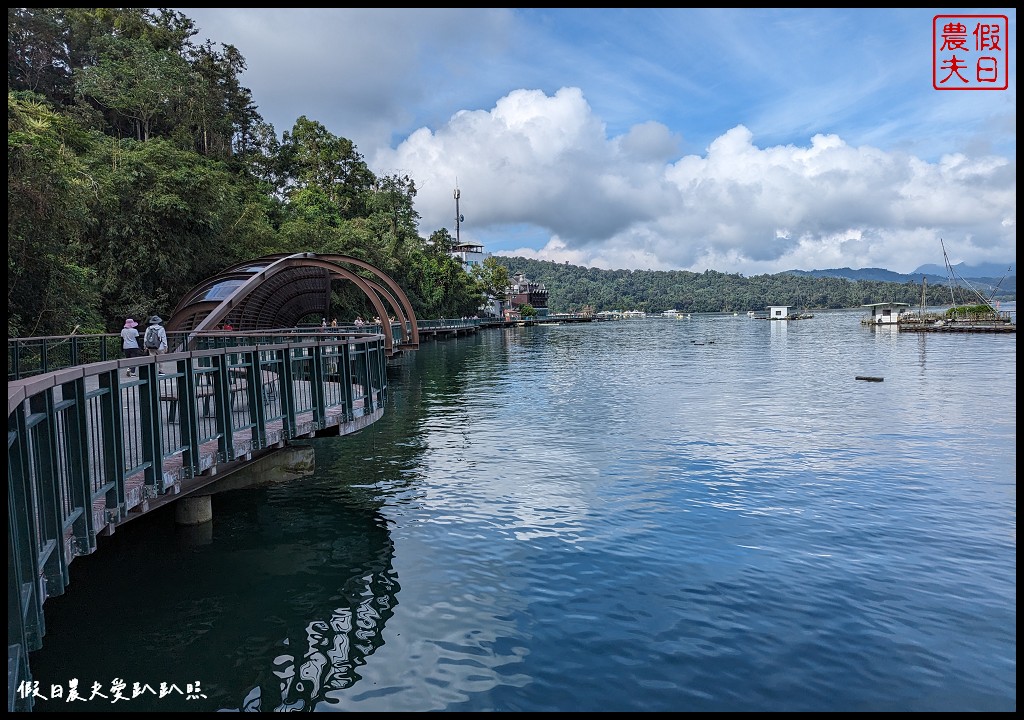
783, 262, 1015, 294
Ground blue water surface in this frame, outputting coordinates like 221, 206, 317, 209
28, 309, 1016, 712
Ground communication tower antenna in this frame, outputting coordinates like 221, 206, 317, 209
454, 185, 461, 245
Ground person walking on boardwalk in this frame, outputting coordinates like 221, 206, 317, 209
121, 318, 142, 376
143, 315, 168, 356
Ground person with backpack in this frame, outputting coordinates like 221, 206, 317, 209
144, 315, 168, 356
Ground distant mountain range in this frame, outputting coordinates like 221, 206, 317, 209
785, 261, 1016, 295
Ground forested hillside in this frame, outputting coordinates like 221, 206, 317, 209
492, 257, 1015, 315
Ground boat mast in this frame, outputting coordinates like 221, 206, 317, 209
941, 237, 1000, 312
920, 275, 926, 316
940, 238, 961, 307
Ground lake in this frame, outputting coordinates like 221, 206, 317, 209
27, 308, 1016, 712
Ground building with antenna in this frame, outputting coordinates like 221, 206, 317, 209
446, 185, 549, 319
450, 187, 489, 270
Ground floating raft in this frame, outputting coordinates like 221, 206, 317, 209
897, 323, 1015, 333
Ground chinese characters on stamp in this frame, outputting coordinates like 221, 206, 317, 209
933, 14, 1009, 90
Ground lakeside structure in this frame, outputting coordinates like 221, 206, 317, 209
861, 302, 911, 325
860, 301, 1016, 333
448, 186, 550, 320
505, 272, 550, 319
759, 305, 813, 320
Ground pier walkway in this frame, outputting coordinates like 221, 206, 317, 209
8, 333, 390, 709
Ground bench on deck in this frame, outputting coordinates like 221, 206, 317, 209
159, 382, 215, 423
228, 368, 281, 405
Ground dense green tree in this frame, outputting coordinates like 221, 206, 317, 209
8, 91, 101, 336
472, 256, 511, 305
174, 40, 259, 159
75, 34, 192, 142
371, 173, 419, 247
83, 137, 250, 325
279, 117, 375, 220
8, 8, 73, 103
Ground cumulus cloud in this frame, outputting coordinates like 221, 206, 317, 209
376, 88, 1016, 275
178, 8, 1015, 275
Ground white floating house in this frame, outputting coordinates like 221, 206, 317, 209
861, 302, 911, 325
767, 305, 791, 320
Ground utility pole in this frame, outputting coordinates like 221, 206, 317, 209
454, 187, 461, 247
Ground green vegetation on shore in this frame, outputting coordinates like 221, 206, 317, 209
490, 258, 1013, 315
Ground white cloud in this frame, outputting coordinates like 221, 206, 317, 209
379, 89, 1016, 275
177, 7, 1016, 274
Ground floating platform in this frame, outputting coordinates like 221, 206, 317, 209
897, 323, 1015, 334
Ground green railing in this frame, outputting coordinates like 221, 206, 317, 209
416, 318, 481, 330
8, 326, 419, 381
7, 334, 388, 712
8, 333, 124, 381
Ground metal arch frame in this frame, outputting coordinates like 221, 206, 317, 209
248, 253, 420, 348
182, 256, 396, 352
167, 253, 420, 353
316, 254, 420, 349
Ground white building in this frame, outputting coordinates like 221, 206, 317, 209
861, 302, 911, 325
451, 240, 489, 271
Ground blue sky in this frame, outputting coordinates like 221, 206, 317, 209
176, 8, 1016, 275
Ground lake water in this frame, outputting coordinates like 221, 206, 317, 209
27, 308, 1016, 712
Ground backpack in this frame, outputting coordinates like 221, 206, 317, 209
144, 325, 161, 349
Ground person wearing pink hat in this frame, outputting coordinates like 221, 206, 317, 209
121, 318, 142, 376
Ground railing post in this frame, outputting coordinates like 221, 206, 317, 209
310, 342, 327, 430
28, 391, 69, 599
211, 353, 234, 462
63, 376, 97, 555
282, 347, 299, 438
8, 404, 46, 655
105, 371, 128, 523
138, 359, 163, 494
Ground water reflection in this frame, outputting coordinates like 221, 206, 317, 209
227, 589, 397, 711
28, 480, 402, 713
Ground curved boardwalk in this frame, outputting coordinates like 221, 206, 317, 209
7, 334, 388, 710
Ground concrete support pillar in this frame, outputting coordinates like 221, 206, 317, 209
175, 495, 213, 526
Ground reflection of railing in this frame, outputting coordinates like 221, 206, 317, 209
227, 581, 399, 711
7, 334, 389, 712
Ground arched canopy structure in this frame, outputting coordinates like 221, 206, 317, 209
167, 253, 419, 354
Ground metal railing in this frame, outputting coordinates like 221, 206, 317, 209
7, 333, 388, 711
